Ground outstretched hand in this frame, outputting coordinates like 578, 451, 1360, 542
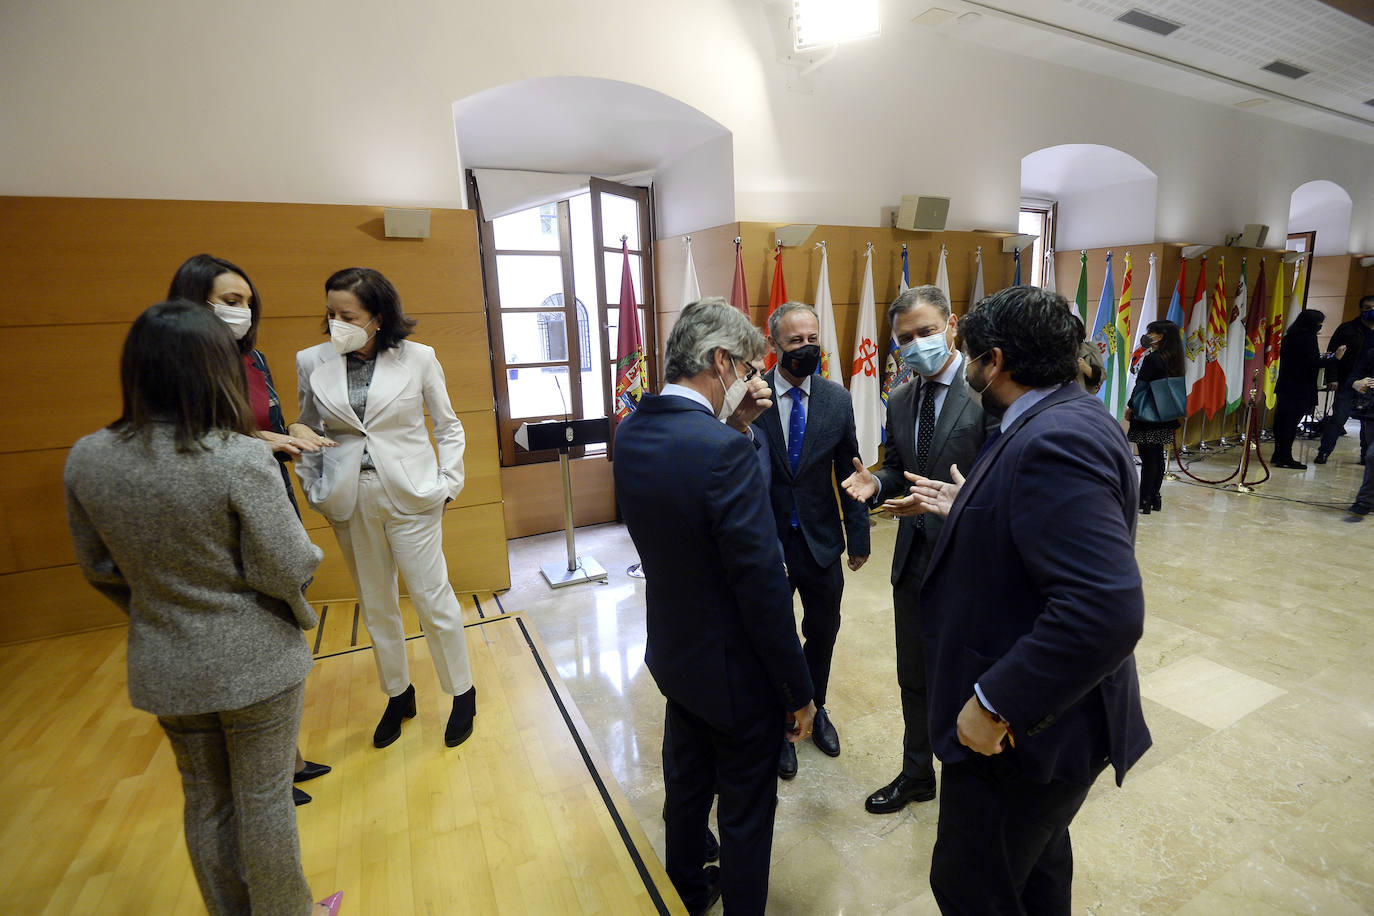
900, 464, 965, 518
841, 456, 879, 502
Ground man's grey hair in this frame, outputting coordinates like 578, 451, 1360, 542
887, 284, 951, 328
663, 297, 767, 383
767, 301, 818, 342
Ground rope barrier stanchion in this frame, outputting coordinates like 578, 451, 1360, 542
1171, 370, 1269, 489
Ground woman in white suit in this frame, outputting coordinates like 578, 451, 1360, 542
289, 267, 476, 749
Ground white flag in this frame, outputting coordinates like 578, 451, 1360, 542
1223, 264, 1248, 412
1127, 253, 1159, 396
1285, 258, 1306, 332
1042, 249, 1057, 294
970, 248, 985, 308
815, 243, 841, 380
850, 246, 881, 467
1183, 258, 1208, 404
935, 244, 950, 306
680, 236, 700, 308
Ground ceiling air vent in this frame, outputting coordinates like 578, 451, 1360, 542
1261, 60, 1310, 79
1115, 9, 1181, 37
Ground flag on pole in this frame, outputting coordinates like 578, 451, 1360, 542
1182, 256, 1208, 414
1042, 249, 1056, 294
883, 245, 913, 411
613, 238, 646, 421
729, 236, 748, 316
1188, 257, 1228, 419
1093, 251, 1128, 419
970, 246, 986, 308
1245, 260, 1267, 362
762, 241, 787, 370
1165, 255, 1186, 327
1013, 248, 1022, 286
935, 244, 951, 307
1128, 253, 1159, 389
814, 241, 840, 379
681, 236, 701, 309
1222, 259, 1248, 413
1263, 259, 1286, 409
1286, 257, 1306, 331
850, 244, 882, 467
1073, 250, 1089, 330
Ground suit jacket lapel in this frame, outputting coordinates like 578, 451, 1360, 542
894, 380, 919, 471
310, 352, 363, 431
364, 347, 409, 421
927, 371, 971, 475
796, 378, 825, 472
760, 371, 789, 476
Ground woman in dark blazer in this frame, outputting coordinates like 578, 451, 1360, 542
168, 253, 333, 804
1271, 309, 1345, 469
1125, 319, 1185, 513
65, 301, 339, 916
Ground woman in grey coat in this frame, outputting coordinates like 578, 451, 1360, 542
64, 301, 339, 916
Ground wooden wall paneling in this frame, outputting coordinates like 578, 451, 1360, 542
0, 197, 505, 646
0, 199, 485, 326
0, 565, 125, 643
500, 458, 617, 539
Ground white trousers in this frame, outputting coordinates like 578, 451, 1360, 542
332, 470, 472, 698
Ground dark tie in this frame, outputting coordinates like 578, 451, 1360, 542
788, 387, 806, 528
974, 427, 1003, 465
915, 381, 938, 530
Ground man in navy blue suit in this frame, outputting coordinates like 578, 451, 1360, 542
911, 286, 1152, 914
752, 302, 869, 779
615, 297, 816, 915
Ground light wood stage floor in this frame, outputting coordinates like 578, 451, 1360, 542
0, 594, 684, 915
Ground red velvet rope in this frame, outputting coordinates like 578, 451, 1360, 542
1170, 390, 1270, 487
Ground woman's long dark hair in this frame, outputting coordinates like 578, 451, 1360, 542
167, 253, 262, 354
1146, 319, 1185, 377
110, 300, 256, 452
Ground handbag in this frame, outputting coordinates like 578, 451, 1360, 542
1130, 376, 1187, 423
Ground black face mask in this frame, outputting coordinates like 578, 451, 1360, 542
781, 343, 821, 377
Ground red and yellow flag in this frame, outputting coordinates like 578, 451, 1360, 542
613, 240, 646, 421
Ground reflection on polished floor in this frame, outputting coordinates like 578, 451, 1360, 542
508, 427, 1373, 915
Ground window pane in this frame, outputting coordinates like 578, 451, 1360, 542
492, 203, 560, 251
604, 251, 643, 306
496, 254, 563, 311
507, 366, 571, 420
501, 311, 567, 364
599, 193, 641, 250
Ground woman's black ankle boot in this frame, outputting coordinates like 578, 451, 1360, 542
445, 686, 477, 748
373, 684, 416, 748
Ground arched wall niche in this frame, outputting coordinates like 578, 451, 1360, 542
1021, 144, 1158, 250
1288, 180, 1354, 256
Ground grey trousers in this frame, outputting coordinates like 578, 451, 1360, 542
158, 681, 312, 916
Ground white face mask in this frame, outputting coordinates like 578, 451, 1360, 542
330, 317, 376, 354
716, 359, 749, 421
211, 302, 252, 340
900, 330, 951, 377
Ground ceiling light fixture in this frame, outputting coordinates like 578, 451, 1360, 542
793, 0, 880, 51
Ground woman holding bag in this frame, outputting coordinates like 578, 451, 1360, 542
1125, 319, 1185, 514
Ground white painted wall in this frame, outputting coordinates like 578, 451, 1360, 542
1056, 178, 1159, 251
2, 0, 1372, 251
655, 134, 736, 239
1288, 180, 1355, 256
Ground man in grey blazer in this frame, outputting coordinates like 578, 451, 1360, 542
842, 285, 994, 813
753, 302, 870, 779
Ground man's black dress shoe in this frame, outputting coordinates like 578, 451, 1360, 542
1272, 458, 1307, 469
294, 760, 331, 783
1314, 450, 1330, 464
864, 773, 936, 814
812, 707, 840, 757
445, 685, 477, 747
690, 865, 721, 916
778, 739, 797, 780
704, 828, 719, 864
373, 684, 416, 748
293, 786, 311, 806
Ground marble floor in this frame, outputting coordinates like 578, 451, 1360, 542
499, 425, 1373, 915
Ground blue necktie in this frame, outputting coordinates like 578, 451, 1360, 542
788, 387, 806, 528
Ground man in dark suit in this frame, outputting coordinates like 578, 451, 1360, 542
912, 286, 1152, 914
615, 297, 816, 915
840, 285, 992, 814
752, 302, 869, 779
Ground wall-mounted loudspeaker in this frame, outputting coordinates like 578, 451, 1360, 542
895, 195, 950, 231
384, 208, 431, 239
1233, 223, 1268, 248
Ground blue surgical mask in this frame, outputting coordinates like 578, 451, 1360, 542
899, 332, 951, 377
